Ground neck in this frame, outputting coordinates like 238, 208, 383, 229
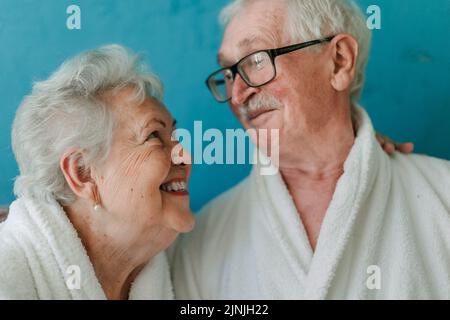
65, 204, 155, 300
280, 102, 355, 180
277, 103, 356, 250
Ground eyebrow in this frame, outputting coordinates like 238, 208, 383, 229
238, 36, 264, 49
139, 117, 177, 133
217, 52, 232, 67
217, 36, 268, 66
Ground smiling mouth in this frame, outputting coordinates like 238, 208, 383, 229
160, 179, 189, 196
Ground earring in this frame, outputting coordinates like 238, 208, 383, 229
92, 185, 102, 212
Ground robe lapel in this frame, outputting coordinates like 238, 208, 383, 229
251, 108, 382, 299
251, 152, 313, 298
302, 108, 380, 299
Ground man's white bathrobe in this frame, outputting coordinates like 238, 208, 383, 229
0, 196, 173, 299
171, 108, 450, 299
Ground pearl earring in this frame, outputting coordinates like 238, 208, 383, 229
92, 185, 101, 212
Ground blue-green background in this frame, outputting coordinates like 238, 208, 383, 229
1, 0, 449, 210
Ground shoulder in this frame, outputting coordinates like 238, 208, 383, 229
406, 153, 450, 177
392, 153, 450, 184
0, 222, 38, 299
390, 153, 450, 203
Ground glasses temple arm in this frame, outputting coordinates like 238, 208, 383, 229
273, 36, 336, 56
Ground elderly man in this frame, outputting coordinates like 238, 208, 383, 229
171, 0, 450, 299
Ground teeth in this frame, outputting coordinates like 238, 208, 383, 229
161, 181, 187, 192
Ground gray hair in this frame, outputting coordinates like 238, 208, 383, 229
12, 45, 163, 204
220, 0, 372, 104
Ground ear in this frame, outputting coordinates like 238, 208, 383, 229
60, 148, 96, 202
329, 34, 359, 92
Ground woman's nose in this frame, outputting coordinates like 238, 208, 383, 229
170, 142, 192, 166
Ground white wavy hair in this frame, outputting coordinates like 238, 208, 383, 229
12, 45, 163, 204
220, 0, 372, 104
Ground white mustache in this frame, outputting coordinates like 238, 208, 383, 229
239, 94, 283, 119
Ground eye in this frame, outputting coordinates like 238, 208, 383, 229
253, 54, 266, 68
224, 70, 234, 82
145, 131, 161, 142
171, 129, 178, 141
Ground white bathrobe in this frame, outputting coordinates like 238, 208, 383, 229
0, 196, 173, 300
170, 108, 450, 299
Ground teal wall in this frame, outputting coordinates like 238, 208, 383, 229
0, 0, 449, 210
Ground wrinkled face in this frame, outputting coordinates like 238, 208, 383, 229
219, 1, 336, 164
93, 88, 194, 252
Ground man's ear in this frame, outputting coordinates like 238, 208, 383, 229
329, 34, 359, 92
60, 148, 96, 202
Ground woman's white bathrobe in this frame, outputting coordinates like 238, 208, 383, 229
0, 196, 173, 299
170, 108, 450, 299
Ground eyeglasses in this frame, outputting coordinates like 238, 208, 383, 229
206, 36, 335, 103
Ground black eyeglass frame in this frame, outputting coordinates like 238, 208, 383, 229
206, 35, 336, 102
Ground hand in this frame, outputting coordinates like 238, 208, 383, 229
376, 133, 414, 155
0, 207, 8, 222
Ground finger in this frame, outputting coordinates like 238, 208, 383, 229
396, 142, 414, 154
383, 142, 395, 155
383, 135, 394, 145
376, 134, 385, 146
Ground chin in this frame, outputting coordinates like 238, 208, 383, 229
162, 196, 195, 233
172, 209, 196, 233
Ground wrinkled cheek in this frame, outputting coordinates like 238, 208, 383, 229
98, 149, 170, 215
98, 176, 136, 215
123, 148, 170, 179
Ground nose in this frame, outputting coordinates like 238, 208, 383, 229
170, 141, 192, 167
230, 74, 259, 106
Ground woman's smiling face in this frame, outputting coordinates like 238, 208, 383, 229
93, 87, 194, 252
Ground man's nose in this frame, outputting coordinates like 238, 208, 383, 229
231, 74, 259, 106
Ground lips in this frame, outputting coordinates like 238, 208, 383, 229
160, 179, 189, 196
247, 108, 277, 121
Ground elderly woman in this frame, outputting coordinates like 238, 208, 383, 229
0, 45, 194, 299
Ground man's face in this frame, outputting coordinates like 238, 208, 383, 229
218, 1, 336, 165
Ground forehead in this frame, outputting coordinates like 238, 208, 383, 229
110, 88, 171, 127
218, 0, 287, 64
